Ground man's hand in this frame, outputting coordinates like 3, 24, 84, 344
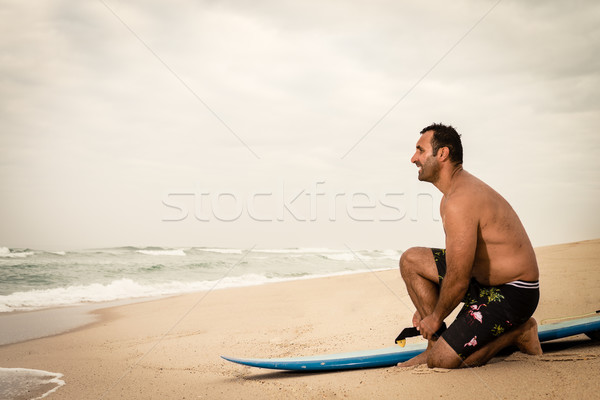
412, 310, 422, 328
419, 314, 443, 340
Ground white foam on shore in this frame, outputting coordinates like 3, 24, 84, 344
0, 269, 394, 313
0, 275, 287, 312
0, 368, 64, 399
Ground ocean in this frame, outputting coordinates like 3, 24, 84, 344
0, 246, 401, 313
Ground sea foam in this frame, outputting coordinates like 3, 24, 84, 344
0, 247, 35, 258
136, 249, 186, 256
0, 268, 394, 313
0, 368, 64, 400
0, 275, 283, 312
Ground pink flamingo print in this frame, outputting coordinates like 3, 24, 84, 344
468, 304, 486, 323
465, 336, 478, 347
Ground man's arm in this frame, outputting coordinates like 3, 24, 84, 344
420, 199, 478, 339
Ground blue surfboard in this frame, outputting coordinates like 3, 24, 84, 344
222, 314, 600, 371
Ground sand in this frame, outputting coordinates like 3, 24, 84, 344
0, 239, 599, 399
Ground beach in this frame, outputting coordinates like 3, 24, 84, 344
1, 240, 599, 399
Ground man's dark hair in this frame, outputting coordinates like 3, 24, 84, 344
420, 123, 463, 165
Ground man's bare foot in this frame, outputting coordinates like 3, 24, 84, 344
397, 350, 428, 367
515, 318, 543, 355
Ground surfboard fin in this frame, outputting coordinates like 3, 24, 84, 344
395, 323, 447, 347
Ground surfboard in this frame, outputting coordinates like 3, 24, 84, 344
222, 314, 600, 371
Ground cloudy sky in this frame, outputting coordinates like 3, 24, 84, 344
1, 0, 599, 251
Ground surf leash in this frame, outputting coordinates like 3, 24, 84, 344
395, 322, 447, 347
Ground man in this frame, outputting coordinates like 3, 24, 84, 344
398, 123, 542, 369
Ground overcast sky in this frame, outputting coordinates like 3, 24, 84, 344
1, 0, 599, 251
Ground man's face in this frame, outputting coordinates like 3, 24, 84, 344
410, 130, 440, 182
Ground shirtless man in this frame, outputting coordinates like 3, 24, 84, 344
398, 123, 542, 368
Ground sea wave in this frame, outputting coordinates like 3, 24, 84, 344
198, 248, 243, 254
322, 253, 356, 261
370, 249, 403, 261
322, 249, 401, 262
255, 248, 340, 254
198, 248, 347, 256
0, 275, 280, 312
0, 268, 393, 313
136, 249, 186, 256
0, 247, 35, 258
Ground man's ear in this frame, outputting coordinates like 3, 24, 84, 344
438, 146, 450, 162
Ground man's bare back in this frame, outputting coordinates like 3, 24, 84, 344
440, 169, 539, 286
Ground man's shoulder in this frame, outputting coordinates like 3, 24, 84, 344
446, 176, 480, 202
455, 172, 496, 198
447, 172, 512, 224
441, 189, 477, 219
444, 173, 496, 212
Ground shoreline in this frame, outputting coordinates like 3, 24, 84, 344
0, 268, 395, 347
0, 239, 598, 399
0, 297, 169, 347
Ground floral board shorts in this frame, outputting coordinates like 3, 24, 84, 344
431, 248, 540, 360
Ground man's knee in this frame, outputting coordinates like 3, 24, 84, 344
427, 338, 462, 369
399, 247, 429, 278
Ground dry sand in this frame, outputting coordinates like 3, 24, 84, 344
1, 240, 599, 399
